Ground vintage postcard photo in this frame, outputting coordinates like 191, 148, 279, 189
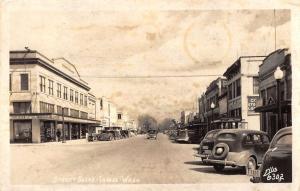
0, 1, 299, 191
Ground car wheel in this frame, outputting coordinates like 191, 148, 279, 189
213, 164, 225, 172
246, 157, 257, 174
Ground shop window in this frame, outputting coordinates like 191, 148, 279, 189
57, 83, 62, 98
266, 86, 276, 104
39, 75, 46, 93
13, 102, 31, 114
20, 73, 29, 91
13, 121, 32, 143
48, 80, 54, 95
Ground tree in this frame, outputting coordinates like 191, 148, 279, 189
137, 114, 158, 133
157, 118, 174, 132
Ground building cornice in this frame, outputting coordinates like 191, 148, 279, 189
10, 58, 91, 91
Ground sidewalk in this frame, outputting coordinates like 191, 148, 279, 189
10, 136, 140, 146
11, 138, 93, 146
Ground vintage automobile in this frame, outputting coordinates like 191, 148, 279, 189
197, 129, 222, 162
249, 126, 292, 183
147, 129, 157, 139
203, 129, 270, 173
176, 129, 189, 142
98, 131, 115, 141
120, 130, 129, 139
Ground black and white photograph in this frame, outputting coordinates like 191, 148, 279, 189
0, 1, 299, 191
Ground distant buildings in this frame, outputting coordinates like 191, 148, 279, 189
9, 49, 136, 143
191, 49, 291, 138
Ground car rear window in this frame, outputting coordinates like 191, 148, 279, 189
205, 131, 218, 139
275, 134, 292, 145
217, 133, 236, 141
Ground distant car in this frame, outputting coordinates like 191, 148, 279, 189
249, 126, 292, 183
197, 129, 222, 162
176, 129, 189, 142
203, 129, 270, 173
147, 130, 157, 139
98, 131, 115, 141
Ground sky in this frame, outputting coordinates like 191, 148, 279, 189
8, 5, 290, 121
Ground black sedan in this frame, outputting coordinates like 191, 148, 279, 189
250, 126, 292, 183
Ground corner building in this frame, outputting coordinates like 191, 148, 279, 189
223, 56, 266, 130
9, 50, 100, 143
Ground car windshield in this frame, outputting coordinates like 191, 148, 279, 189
217, 133, 236, 141
275, 134, 292, 145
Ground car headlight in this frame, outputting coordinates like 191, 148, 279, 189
216, 147, 224, 154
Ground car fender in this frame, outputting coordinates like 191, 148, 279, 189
226, 150, 255, 166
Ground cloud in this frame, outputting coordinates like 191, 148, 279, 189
9, 9, 290, 121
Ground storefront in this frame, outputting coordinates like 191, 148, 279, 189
10, 113, 100, 143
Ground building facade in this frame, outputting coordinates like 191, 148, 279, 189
255, 49, 291, 138
96, 97, 118, 129
204, 77, 227, 130
223, 56, 265, 130
10, 50, 100, 143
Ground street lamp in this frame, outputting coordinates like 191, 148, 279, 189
210, 102, 215, 130
274, 66, 284, 133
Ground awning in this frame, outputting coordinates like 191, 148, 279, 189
10, 113, 101, 124
254, 100, 291, 113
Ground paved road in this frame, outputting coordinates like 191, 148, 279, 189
11, 133, 249, 184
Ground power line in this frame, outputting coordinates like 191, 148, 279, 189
75, 74, 223, 79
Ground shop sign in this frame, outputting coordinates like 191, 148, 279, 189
248, 96, 259, 112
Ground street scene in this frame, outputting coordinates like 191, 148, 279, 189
7, 5, 292, 186
11, 134, 249, 184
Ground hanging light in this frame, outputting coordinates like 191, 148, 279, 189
211, 102, 215, 109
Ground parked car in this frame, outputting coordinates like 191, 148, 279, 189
249, 126, 292, 183
176, 129, 189, 142
197, 129, 222, 162
203, 129, 270, 173
112, 130, 122, 140
147, 129, 157, 139
120, 130, 129, 139
98, 131, 115, 141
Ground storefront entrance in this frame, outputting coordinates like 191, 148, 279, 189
13, 120, 32, 143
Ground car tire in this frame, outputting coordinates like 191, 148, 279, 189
246, 157, 257, 174
213, 164, 225, 172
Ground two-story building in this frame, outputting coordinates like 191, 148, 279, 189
223, 56, 265, 130
9, 50, 100, 143
255, 49, 291, 138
